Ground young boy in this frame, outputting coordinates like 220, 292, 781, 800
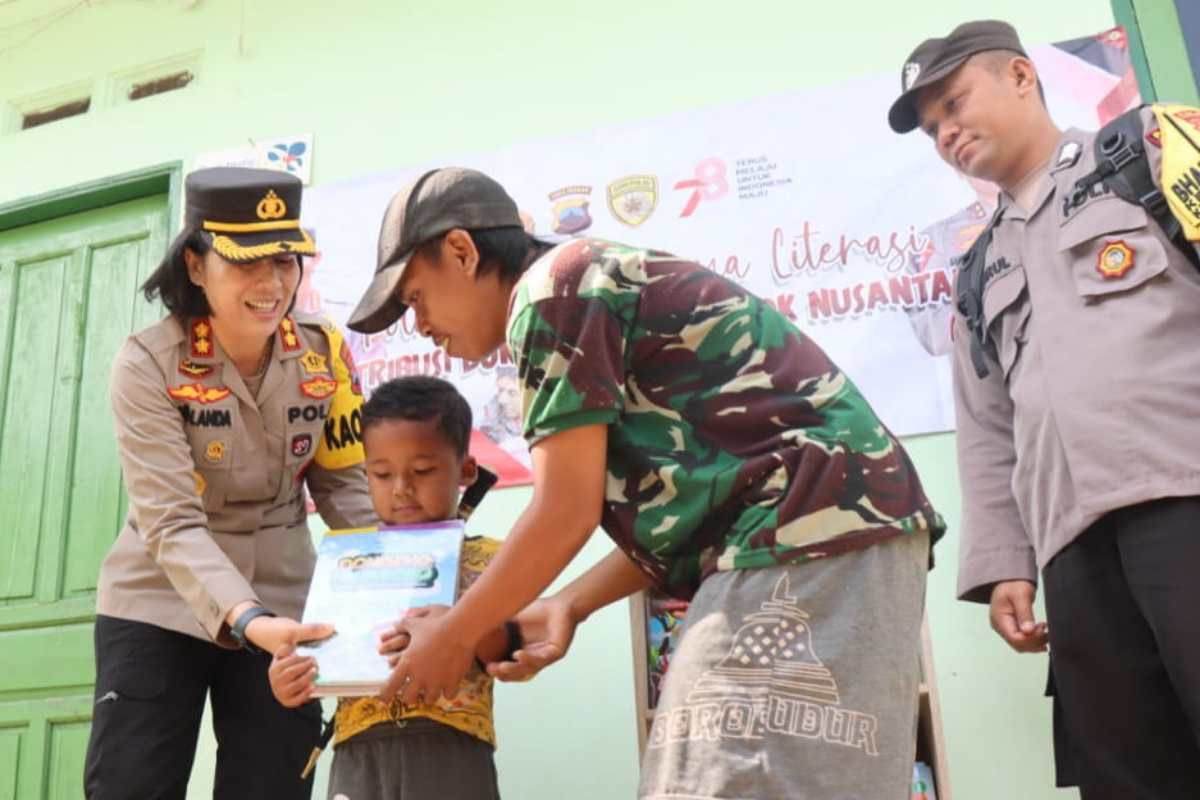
269, 376, 511, 799
346, 167, 944, 798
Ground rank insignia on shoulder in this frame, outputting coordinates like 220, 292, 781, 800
191, 318, 214, 358
204, 440, 227, 463
300, 376, 337, 399
168, 383, 231, 404
1097, 240, 1135, 279
1056, 140, 1082, 169
179, 359, 214, 379
194, 471, 207, 496
299, 350, 329, 375
279, 317, 302, 352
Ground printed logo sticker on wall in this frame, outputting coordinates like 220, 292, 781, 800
674, 158, 729, 218
548, 185, 593, 234
256, 134, 314, 185
607, 175, 658, 227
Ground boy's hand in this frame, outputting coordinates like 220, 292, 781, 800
268, 644, 318, 707
488, 596, 578, 682
379, 605, 451, 664
989, 580, 1049, 653
379, 613, 475, 706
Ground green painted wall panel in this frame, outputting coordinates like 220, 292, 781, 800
1132, 0, 1200, 103
46, 718, 90, 800
0, 195, 168, 800
0, 727, 21, 800
1, 624, 94, 696
0, 256, 68, 603
63, 234, 154, 597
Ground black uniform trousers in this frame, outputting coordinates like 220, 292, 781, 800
84, 615, 321, 800
1043, 496, 1200, 800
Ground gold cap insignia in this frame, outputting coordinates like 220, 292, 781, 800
256, 190, 288, 221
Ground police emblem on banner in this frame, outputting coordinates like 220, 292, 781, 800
606, 175, 658, 227
1097, 240, 1135, 279
548, 185, 593, 234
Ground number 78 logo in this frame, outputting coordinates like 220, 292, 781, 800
674, 157, 729, 217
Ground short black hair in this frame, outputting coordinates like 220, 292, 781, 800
973, 49, 1046, 105
416, 226, 550, 284
362, 376, 472, 457
141, 229, 305, 319
141, 229, 214, 318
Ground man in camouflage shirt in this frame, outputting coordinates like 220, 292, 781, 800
347, 168, 945, 798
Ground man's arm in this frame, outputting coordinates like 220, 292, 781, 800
558, 548, 655, 623
952, 308, 1047, 652
449, 422, 608, 640
953, 316, 1036, 603
487, 548, 654, 682
380, 423, 607, 703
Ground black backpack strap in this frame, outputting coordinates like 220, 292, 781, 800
955, 207, 1005, 379
1073, 106, 1200, 271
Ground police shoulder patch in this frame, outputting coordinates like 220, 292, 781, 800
1097, 239, 1135, 279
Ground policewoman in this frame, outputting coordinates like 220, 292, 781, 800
84, 168, 376, 799
890, 20, 1200, 798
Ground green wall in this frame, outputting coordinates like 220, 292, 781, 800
0, 0, 1178, 798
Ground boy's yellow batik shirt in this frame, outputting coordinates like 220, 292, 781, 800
332, 535, 499, 747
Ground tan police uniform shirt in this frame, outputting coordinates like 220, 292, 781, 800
955, 107, 1200, 602
97, 312, 378, 644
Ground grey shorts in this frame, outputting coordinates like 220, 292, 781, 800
328, 717, 499, 800
640, 531, 930, 800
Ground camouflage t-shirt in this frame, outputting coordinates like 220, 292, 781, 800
507, 239, 945, 598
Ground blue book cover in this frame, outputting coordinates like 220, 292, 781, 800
296, 520, 464, 696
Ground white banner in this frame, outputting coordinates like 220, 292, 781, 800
299, 28, 1136, 486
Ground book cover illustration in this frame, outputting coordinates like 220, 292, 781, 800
296, 519, 464, 696
646, 594, 689, 708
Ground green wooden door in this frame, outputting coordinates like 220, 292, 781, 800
0, 195, 167, 799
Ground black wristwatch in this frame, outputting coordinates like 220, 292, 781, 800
229, 605, 276, 654
503, 620, 523, 661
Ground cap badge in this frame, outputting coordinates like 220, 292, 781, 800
256, 190, 288, 221
903, 62, 921, 91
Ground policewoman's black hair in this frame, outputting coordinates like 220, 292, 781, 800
141, 229, 304, 319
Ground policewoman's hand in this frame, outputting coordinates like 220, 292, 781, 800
989, 580, 1049, 653
246, 615, 336, 658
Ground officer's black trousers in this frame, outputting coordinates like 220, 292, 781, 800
1043, 496, 1200, 800
83, 615, 321, 800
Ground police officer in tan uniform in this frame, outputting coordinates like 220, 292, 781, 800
84, 168, 377, 799
890, 20, 1200, 798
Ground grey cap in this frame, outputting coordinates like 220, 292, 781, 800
346, 167, 523, 334
888, 19, 1027, 134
